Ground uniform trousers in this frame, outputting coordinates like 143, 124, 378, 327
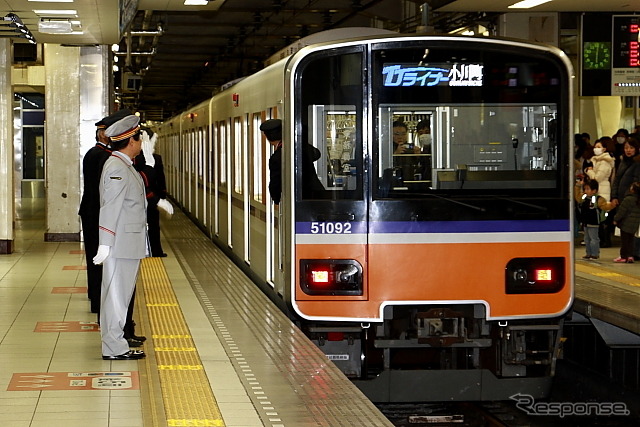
81, 215, 102, 313
100, 257, 141, 356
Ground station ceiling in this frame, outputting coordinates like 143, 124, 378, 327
0, 0, 636, 121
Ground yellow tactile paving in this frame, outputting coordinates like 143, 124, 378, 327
138, 257, 225, 427
576, 263, 640, 287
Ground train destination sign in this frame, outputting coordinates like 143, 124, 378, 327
383, 63, 484, 87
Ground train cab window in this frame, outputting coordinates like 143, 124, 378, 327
371, 44, 566, 200
295, 50, 364, 201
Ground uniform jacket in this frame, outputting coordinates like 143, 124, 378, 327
98, 151, 148, 259
268, 144, 282, 204
614, 193, 640, 234
134, 153, 167, 206
78, 142, 111, 218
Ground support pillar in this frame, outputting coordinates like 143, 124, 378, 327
0, 39, 14, 254
44, 44, 81, 242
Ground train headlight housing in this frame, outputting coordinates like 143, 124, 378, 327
505, 257, 565, 294
300, 259, 363, 296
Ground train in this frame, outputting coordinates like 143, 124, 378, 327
154, 28, 574, 402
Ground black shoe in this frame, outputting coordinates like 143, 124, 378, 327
102, 350, 145, 360
127, 338, 144, 347
125, 334, 147, 342
152, 252, 167, 257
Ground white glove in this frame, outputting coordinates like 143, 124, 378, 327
157, 198, 174, 216
93, 245, 110, 265
141, 130, 156, 167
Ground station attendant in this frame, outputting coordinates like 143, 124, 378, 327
79, 108, 130, 314
134, 127, 173, 256
260, 118, 324, 204
93, 114, 148, 360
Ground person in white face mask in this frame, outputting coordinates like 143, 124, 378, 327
585, 139, 615, 202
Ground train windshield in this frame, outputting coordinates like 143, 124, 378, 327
371, 42, 567, 199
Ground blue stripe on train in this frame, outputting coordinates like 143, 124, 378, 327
295, 219, 570, 234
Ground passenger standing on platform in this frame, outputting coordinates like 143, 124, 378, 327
611, 137, 640, 204
613, 128, 630, 170
134, 128, 173, 257
574, 178, 616, 260
613, 182, 640, 263
93, 114, 147, 360
79, 109, 130, 314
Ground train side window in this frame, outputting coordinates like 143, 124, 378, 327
219, 121, 227, 186
295, 49, 364, 201
233, 117, 243, 194
251, 113, 264, 203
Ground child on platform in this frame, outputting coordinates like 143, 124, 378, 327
575, 178, 616, 260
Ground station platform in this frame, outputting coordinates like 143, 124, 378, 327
574, 244, 640, 337
0, 198, 392, 427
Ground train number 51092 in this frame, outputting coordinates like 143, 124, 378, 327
310, 222, 352, 234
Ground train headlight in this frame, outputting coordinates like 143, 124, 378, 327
505, 257, 565, 294
300, 259, 363, 296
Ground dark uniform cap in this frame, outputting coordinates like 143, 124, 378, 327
140, 125, 154, 138
95, 108, 133, 129
105, 115, 140, 142
259, 119, 282, 141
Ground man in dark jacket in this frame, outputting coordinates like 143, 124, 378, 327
79, 109, 130, 313
260, 119, 324, 204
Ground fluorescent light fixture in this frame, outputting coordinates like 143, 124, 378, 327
508, 0, 553, 8
33, 9, 78, 16
39, 19, 72, 33
184, 0, 209, 5
28, 0, 75, 2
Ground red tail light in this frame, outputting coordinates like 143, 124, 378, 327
300, 260, 363, 296
505, 257, 564, 294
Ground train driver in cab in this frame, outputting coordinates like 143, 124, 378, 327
260, 118, 324, 205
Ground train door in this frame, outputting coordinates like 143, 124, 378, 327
264, 108, 283, 292
217, 120, 231, 247
291, 47, 368, 305
196, 127, 205, 224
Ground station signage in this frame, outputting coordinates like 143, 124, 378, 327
612, 15, 640, 96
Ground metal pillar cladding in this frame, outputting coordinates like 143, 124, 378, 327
44, 44, 81, 242
78, 46, 110, 243
0, 38, 14, 254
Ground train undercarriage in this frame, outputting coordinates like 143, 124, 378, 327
305, 304, 565, 402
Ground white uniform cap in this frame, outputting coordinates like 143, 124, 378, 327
105, 115, 140, 142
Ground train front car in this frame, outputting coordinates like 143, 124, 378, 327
287, 36, 574, 402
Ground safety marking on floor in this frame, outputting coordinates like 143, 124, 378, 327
138, 257, 225, 427
34, 321, 99, 332
62, 265, 86, 270
51, 286, 88, 294
7, 372, 139, 391
576, 263, 640, 287
68, 250, 84, 255
173, 251, 284, 427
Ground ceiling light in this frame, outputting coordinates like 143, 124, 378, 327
28, 0, 75, 2
38, 19, 72, 33
184, 0, 209, 5
508, 0, 553, 8
32, 9, 78, 16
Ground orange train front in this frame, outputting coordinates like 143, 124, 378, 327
286, 34, 574, 401
295, 220, 572, 320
